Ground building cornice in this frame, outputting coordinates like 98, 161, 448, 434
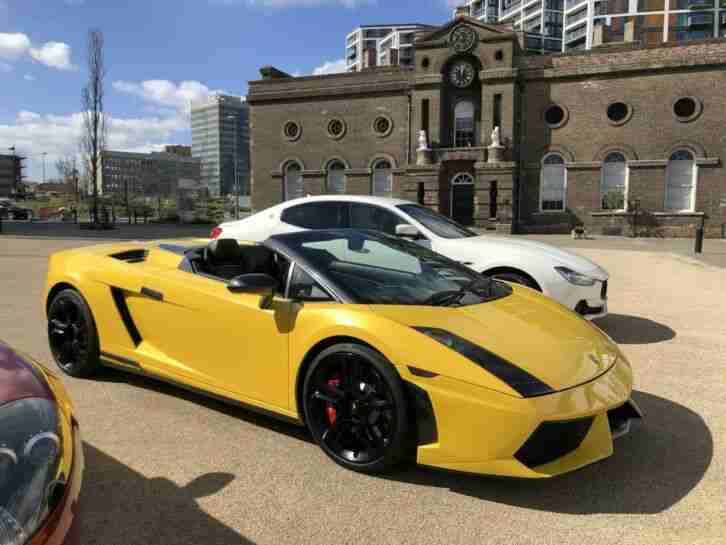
248, 80, 411, 103
479, 68, 519, 82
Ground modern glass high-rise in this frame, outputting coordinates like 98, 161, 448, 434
346, 24, 432, 71
456, 0, 564, 53
459, 0, 726, 52
191, 94, 250, 198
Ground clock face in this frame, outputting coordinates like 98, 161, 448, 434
450, 26, 477, 53
449, 61, 475, 88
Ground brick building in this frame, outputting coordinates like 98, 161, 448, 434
248, 16, 726, 237
0, 153, 24, 198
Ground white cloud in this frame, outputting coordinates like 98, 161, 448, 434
64, 0, 85, 5
0, 62, 13, 73
29, 42, 76, 70
220, 0, 374, 7
0, 32, 75, 71
23, 74, 35, 81
0, 32, 32, 60
312, 58, 347, 76
0, 110, 189, 179
113, 79, 228, 113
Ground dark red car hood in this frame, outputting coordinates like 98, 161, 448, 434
0, 341, 54, 404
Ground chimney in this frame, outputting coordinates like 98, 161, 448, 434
362, 48, 377, 69
624, 19, 636, 42
259, 66, 292, 80
454, 5, 470, 18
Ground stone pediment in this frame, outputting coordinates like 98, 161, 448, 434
415, 16, 514, 48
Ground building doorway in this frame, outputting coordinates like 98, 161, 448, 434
489, 180, 498, 219
450, 172, 475, 226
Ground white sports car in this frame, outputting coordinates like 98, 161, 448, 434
212, 196, 609, 319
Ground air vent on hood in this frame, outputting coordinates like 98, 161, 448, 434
110, 249, 148, 263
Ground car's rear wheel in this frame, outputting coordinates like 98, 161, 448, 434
47, 289, 100, 378
302, 343, 410, 474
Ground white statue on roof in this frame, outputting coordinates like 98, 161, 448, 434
418, 130, 429, 151
491, 126, 501, 148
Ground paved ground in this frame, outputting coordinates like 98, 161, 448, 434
0, 220, 213, 239
1, 236, 725, 545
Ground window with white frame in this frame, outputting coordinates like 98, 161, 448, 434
454, 100, 476, 148
665, 149, 696, 212
371, 159, 393, 196
601, 152, 628, 210
326, 160, 346, 194
283, 161, 303, 201
540, 153, 567, 211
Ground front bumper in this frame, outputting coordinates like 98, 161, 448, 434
412, 357, 639, 478
29, 425, 83, 545
547, 277, 609, 321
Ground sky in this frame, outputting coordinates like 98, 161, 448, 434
0, 0, 458, 181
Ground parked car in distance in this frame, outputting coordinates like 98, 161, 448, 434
0, 340, 83, 545
44, 230, 640, 477
211, 196, 610, 319
0, 200, 32, 220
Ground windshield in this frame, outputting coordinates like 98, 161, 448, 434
397, 204, 478, 239
275, 230, 511, 306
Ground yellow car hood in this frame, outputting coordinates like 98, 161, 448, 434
371, 286, 618, 393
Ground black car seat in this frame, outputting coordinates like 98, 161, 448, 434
240, 245, 278, 278
204, 239, 245, 280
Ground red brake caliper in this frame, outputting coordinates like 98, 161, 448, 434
326, 377, 341, 425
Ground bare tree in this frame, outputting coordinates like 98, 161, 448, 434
55, 155, 80, 203
80, 29, 106, 224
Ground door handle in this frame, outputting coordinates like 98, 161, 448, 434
141, 287, 164, 301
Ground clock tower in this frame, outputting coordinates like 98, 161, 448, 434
405, 17, 519, 231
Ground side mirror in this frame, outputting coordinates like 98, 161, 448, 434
228, 273, 277, 309
395, 224, 420, 239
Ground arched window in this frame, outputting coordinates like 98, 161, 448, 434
454, 100, 475, 148
665, 149, 696, 212
540, 153, 566, 211
601, 152, 627, 210
283, 161, 303, 201
371, 159, 393, 197
326, 160, 346, 195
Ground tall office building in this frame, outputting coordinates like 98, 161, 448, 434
190, 94, 250, 199
346, 24, 433, 71
458, 0, 726, 52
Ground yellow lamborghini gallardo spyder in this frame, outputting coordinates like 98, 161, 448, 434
44, 229, 642, 477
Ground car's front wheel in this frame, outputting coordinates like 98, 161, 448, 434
47, 288, 101, 378
302, 343, 410, 474
487, 270, 539, 290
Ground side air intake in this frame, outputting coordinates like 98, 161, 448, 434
110, 287, 142, 346
110, 249, 148, 263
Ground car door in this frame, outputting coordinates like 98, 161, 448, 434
126, 265, 293, 410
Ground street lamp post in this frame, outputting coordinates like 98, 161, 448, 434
226, 114, 240, 220
41, 152, 47, 185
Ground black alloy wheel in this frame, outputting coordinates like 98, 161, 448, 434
303, 344, 410, 474
48, 289, 100, 378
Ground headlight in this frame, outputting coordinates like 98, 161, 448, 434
555, 266, 597, 287
0, 398, 63, 545
413, 327, 554, 397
